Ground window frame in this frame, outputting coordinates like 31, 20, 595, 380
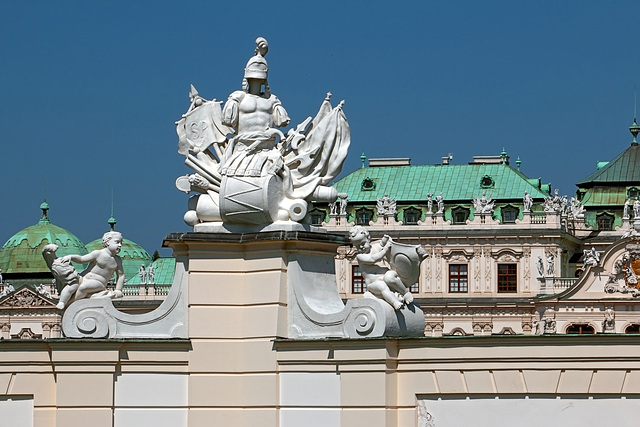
451, 207, 470, 225
596, 212, 615, 231
497, 263, 517, 293
403, 207, 422, 225
351, 265, 364, 294
448, 264, 469, 293
355, 207, 374, 226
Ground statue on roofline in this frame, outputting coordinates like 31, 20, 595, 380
175, 37, 351, 226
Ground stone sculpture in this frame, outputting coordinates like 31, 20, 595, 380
472, 191, 495, 214
138, 264, 147, 285
543, 189, 564, 213
546, 253, 555, 276
605, 241, 640, 297
583, 247, 600, 268
176, 37, 350, 227
376, 194, 397, 217
147, 263, 155, 285
42, 232, 125, 310
567, 197, 585, 219
623, 198, 630, 219
338, 192, 349, 216
426, 193, 433, 214
349, 226, 428, 310
0, 283, 14, 298
536, 255, 544, 277
634, 198, 640, 219
523, 191, 533, 213
602, 308, 615, 332
436, 192, 444, 213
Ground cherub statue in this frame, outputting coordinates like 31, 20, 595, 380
349, 226, 428, 310
43, 231, 125, 310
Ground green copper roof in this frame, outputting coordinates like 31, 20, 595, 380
579, 186, 629, 207
577, 143, 640, 186
333, 163, 550, 202
124, 257, 175, 286
86, 237, 151, 283
0, 222, 87, 274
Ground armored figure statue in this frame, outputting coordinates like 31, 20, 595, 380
176, 37, 351, 226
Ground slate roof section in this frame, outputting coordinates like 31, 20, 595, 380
332, 163, 550, 203
577, 143, 640, 186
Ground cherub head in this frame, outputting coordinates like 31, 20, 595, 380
102, 231, 123, 254
349, 226, 371, 253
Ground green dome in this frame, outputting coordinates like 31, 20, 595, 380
86, 236, 151, 283
0, 205, 88, 274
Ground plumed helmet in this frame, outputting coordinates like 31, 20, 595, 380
244, 37, 269, 80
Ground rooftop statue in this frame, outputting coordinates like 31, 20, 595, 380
349, 226, 428, 310
472, 191, 495, 214
176, 37, 351, 226
43, 232, 125, 310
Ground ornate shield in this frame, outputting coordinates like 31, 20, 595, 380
386, 241, 422, 288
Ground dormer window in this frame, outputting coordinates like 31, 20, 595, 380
480, 175, 494, 188
628, 187, 639, 199
361, 178, 376, 191
355, 207, 374, 225
596, 213, 614, 231
451, 207, 470, 224
501, 205, 519, 223
403, 207, 422, 225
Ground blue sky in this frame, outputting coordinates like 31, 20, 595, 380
1, 2, 639, 255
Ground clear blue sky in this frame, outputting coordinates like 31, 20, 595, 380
1, 2, 638, 255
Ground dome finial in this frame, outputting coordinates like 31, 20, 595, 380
108, 187, 117, 231
631, 89, 639, 146
361, 152, 366, 168
38, 199, 51, 225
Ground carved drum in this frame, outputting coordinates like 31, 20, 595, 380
219, 175, 283, 224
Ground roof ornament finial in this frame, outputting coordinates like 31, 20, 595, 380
516, 156, 521, 171
361, 152, 366, 168
501, 148, 507, 164
39, 199, 51, 225
631, 88, 639, 146
108, 187, 117, 231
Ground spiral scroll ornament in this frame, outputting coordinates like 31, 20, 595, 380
66, 307, 113, 338
344, 306, 377, 337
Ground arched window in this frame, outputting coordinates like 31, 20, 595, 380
566, 323, 595, 334
624, 324, 640, 334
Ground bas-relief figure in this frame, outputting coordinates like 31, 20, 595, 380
176, 37, 350, 227
349, 226, 428, 310
43, 232, 125, 310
